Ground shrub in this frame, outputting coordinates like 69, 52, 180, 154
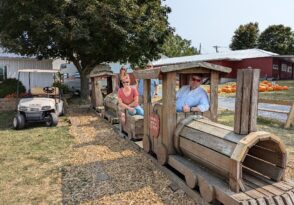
52, 82, 70, 94
0, 78, 26, 98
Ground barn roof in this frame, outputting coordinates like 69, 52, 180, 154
152, 49, 278, 67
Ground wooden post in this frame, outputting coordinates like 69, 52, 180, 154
107, 76, 113, 94
234, 69, 260, 135
143, 79, 151, 152
210, 71, 219, 122
285, 102, 294, 128
162, 72, 177, 155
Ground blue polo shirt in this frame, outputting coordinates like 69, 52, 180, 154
176, 85, 209, 112
138, 79, 159, 97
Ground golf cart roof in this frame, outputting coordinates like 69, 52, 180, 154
18, 69, 59, 73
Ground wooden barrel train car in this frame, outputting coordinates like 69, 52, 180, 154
91, 62, 294, 205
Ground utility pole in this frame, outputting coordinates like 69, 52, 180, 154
199, 43, 202, 54
213, 45, 220, 53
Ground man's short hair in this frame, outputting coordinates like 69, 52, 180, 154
191, 74, 203, 79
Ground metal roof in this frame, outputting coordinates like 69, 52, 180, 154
0, 47, 34, 59
152, 49, 278, 66
18, 69, 59, 73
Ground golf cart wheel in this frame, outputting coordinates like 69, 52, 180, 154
13, 113, 26, 130
46, 113, 59, 127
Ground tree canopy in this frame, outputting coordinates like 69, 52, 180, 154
0, 0, 172, 99
161, 33, 198, 57
258, 24, 294, 55
230, 22, 259, 50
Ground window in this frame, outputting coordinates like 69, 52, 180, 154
281, 64, 287, 72
287, 66, 292, 73
273, 64, 279, 70
0, 66, 7, 81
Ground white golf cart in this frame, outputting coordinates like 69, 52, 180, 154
13, 69, 64, 129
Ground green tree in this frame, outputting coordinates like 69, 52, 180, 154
161, 33, 198, 57
0, 0, 171, 99
258, 25, 294, 55
230, 22, 259, 50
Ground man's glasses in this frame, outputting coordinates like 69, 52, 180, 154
192, 78, 201, 82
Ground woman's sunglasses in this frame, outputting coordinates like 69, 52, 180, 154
192, 78, 201, 82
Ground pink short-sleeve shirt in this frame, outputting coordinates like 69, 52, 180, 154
118, 87, 139, 107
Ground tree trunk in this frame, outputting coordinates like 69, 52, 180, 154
80, 72, 90, 101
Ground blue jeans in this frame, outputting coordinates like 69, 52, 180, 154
128, 106, 144, 116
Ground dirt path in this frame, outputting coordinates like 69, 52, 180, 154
62, 107, 196, 204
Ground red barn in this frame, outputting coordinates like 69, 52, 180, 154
153, 49, 294, 80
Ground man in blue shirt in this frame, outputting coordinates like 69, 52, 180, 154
176, 74, 209, 112
137, 63, 159, 104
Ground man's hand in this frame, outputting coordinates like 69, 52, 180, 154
183, 104, 190, 113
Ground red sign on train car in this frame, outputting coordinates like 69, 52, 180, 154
149, 113, 160, 138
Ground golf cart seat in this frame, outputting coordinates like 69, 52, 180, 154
31, 87, 60, 96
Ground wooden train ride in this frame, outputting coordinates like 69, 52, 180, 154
132, 63, 294, 205
92, 61, 294, 204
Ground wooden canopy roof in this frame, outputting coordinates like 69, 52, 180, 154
133, 61, 232, 79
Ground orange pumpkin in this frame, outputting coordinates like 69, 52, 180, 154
268, 87, 274, 91
259, 86, 267, 92
283, 86, 289, 90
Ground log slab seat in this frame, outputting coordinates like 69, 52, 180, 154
103, 93, 119, 124
169, 116, 294, 204
120, 111, 144, 140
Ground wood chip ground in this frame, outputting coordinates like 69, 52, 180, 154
63, 107, 196, 204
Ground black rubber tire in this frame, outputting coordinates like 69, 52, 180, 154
13, 113, 26, 130
45, 113, 59, 127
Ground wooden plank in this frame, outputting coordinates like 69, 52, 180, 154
285, 103, 294, 128
281, 194, 293, 205
240, 69, 253, 134
180, 126, 236, 156
243, 155, 284, 181
177, 67, 210, 74
258, 108, 289, 114
230, 160, 243, 193
265, 197, 277, 205
133, 68, 160, 79
187, 120, 243, 144
234, 69, 244, 134
248, 199, 258, 205
232, 192, 253, 202
248, 145, 286, 168
168, 155, 239, 205
256, 198, 267, 205
258, 99, 293, 106
244, 179, 275, 198
162, 72, 177, 155
210, 71, 219, 122
287, 191, 294, 203
143, 79, 151, 153
180, 137, 231, 176
273, 195, 286, 205
249, 69, 260, 132
273, 182, 293, 191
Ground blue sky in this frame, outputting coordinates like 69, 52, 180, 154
163, 0, 294, 54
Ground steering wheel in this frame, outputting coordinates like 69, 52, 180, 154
43, 87, 55, 94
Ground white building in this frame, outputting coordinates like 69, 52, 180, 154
0, 48, 55, 91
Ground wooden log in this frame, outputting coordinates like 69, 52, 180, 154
162, 72, 177, 155
143, 79, 151, 153
249, 69, 260, 132
198, 176, 215, 203
234, 69, 244, 134
210, 71, 219, 122
285, 102, 294, 128
240, 69, 253, 134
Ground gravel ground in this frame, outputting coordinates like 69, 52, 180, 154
63, 106, 196, 205
219, 97, 291, 122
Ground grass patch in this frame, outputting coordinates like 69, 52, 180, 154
0, 112, 73, 204
218, 109, 294, 158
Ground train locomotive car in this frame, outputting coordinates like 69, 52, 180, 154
133, 62, 294, 205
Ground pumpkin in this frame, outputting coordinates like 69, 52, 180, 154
259, 86, 267, 92
268, 87, 274, 91
283, 86, 289, 90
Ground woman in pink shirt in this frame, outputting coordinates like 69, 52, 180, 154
118, 75, 144, 116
